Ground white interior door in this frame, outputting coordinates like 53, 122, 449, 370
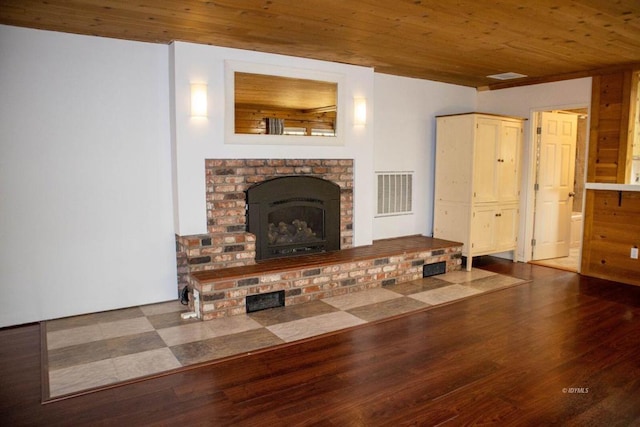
532, 111, 578, 260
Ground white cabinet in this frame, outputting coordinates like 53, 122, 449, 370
434, 113, 524, 270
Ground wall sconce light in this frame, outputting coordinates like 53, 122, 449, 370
354, 97, 367, 126
190, 83, 208, 117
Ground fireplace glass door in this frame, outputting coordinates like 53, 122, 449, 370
246, 176, 341, 260
267, 203, 325, 255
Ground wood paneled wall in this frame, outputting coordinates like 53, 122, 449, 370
582, 68, 640, 287
581, 190, 640, 286
573, 114, 588, 211
587, 71, 633, 183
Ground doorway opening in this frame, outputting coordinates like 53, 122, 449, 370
528, 108, 588, 272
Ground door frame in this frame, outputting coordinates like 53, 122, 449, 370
519, 103, 591, 270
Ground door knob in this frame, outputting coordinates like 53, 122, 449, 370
569, 192, 576, 197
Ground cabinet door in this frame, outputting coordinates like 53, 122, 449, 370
471, 205, 497, 253
435, 116, 475, 203
495, 204, 519, 251
473, 119, 500, 203
433, 201, 470, 249
497, 121, 523, 202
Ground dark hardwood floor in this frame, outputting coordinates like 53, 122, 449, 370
2, 257, 640, 426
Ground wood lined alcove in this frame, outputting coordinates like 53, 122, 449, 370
234, 72, 337, 136
587, 70, 634, 183
582, 68, 640, 286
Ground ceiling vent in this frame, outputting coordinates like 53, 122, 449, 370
486, 72, 528, 80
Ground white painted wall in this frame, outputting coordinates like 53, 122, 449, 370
477, 78, 592, 118
0, 25, 177, 327
372, 74, 476, 239
170, 42, 375, 246
477, 78, 592, 261
0, 23, 593, 328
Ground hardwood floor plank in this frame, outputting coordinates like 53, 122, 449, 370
2, 257, 640, 425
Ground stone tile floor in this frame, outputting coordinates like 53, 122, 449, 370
529, 247, 581, 272
45, 268, 528, 399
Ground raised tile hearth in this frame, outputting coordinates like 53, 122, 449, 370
45, 265, 528, 399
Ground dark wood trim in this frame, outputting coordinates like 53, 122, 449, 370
39, 322, 50, 404
580, 190, 595, 274
191, 235, 459, 282
480, 62, 640, 92
618, 69, 633, 183
587, 75, 601, 183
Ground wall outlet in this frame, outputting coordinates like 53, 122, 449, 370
631, 246, 639, 260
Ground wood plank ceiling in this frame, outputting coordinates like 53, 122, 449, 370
1, 0, 639, 89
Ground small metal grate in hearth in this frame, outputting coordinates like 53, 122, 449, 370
423, 261, 446, 277
246, 290, 285, 313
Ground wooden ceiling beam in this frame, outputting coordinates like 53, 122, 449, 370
480, 62, 640, 91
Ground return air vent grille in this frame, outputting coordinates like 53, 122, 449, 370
246, 290, 285, 313
376, 172, 413, 216
423, 261, 446, 277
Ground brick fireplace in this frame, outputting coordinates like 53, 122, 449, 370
176, 158, 462, 320
176, 158, 354, 293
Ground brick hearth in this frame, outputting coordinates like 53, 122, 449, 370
176, 159, 462, 320
189, 235, 462, 320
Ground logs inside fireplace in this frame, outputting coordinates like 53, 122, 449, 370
246, 176, 341, 261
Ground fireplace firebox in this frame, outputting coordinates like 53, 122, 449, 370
246, 176, 341, 261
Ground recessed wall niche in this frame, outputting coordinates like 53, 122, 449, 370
224, 61, 345, 146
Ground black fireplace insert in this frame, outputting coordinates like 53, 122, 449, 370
246, 176, 341, 261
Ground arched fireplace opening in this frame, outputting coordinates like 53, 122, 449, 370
246, 176, 341, 261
